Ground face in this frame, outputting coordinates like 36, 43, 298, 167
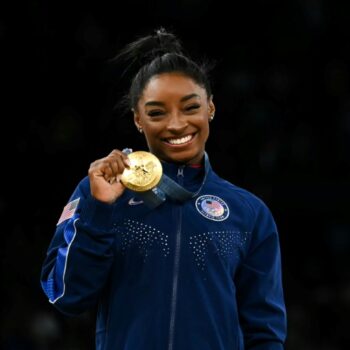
134, 72, 215, 165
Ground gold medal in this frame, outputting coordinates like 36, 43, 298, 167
120, 151, 163, 192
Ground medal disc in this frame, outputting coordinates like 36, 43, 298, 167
120, 151, 163, 192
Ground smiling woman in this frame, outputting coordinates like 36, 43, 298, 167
40, 27, 287, 350
134, 72, 215, 164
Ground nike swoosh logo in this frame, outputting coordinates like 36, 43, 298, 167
128, 197, 144, 206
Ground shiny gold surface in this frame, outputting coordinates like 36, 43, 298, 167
120, 151, 163, 192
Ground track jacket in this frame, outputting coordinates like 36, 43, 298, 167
41, 154, 287, 350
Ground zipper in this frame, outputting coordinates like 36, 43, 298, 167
167, 166, 184, 350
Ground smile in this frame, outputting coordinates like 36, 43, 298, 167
163, 133, 195, 146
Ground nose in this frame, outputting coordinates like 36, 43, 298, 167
166, 112, 188, 134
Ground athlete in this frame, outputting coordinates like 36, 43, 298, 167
41, 28, 287, 350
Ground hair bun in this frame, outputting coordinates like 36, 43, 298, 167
111, 27, 184, 70
153, 27, 183, 56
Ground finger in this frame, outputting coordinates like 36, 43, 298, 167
108, 154, 125, 176
108, 158, 119, 176
100, 161, 115, 182
108, 176, 117, 184
123, 155, 131, 168
113, 154, 127, 175
110, 149, 131, 168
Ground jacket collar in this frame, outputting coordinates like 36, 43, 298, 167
159, 152, 211, 194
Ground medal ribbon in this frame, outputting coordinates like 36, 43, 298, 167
122, 149, 210, 209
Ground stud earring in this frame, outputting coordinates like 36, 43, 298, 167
209, 113, 215, 122
138, 127, 143, 133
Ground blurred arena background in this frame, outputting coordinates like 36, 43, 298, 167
1, 1, 349, 349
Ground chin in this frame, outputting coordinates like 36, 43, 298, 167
165, 151, 202, 165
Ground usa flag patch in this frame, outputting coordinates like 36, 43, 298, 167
57, 198, 80, 225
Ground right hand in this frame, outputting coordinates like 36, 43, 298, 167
88, 149, 131, 204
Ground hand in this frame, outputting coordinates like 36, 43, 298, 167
88, 149, 131, 204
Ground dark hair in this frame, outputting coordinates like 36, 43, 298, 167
114, 28, 213, 111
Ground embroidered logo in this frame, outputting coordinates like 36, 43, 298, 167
128, 197, 144, 206
195, 195, 229, 221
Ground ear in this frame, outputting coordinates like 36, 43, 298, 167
208, 95, 215, 119
133, 109, 142, 130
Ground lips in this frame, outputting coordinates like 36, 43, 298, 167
162, 133, 195, 146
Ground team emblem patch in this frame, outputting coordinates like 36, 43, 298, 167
195, 195, 229, 221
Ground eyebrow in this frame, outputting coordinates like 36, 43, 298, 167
144, 93, 201, 107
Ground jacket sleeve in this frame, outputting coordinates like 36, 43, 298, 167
40, 177, 119, 316
234, 198, 287, 350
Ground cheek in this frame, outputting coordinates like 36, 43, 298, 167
142, 126, 162, 147
201, 122, 210, 140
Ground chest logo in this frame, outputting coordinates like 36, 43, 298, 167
195, 195, 229, 221
128, 197, 144, 206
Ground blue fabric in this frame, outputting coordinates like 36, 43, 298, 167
40, 154, 287, 349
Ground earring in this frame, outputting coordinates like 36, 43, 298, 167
209, 113, 215, 122
138, 127, 143, 133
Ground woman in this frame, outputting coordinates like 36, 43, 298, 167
41, 28, 287, 350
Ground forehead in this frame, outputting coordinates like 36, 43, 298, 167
140, 72, 207, 102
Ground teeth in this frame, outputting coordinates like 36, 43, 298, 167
167, 135, 192, 145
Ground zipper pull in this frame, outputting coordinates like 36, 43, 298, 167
177, 166, 184, 177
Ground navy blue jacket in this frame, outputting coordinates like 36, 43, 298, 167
41, 155, 287, 350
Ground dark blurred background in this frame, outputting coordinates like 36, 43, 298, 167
1, 0, 350, 349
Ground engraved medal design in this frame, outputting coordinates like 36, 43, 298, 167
121, 151, 163, 192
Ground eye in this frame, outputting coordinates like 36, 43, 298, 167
185, 104, 200, 112
148, 110, 165, 117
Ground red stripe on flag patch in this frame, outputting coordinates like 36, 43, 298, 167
57, 198, 80, 226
